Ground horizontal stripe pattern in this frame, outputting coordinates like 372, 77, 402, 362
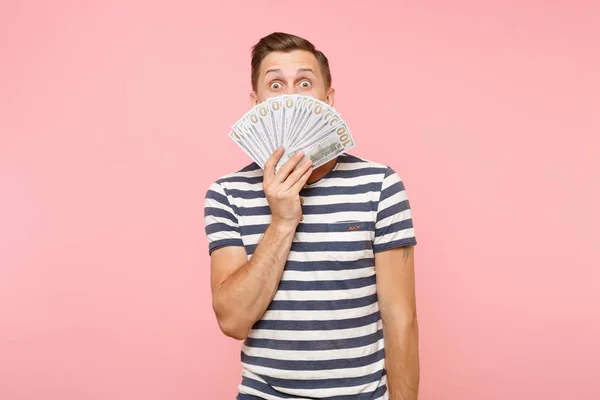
242, 348, 385, 371
203, 153, 415, 399
245, 329, 384, 351
249, 320, 383, 341
242, 337, 384, 362
239, 373, 388, 399
243, 368, 386, 390
241, 357, 386, 381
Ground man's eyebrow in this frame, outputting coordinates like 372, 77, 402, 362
264, 68, 282, 76
297, 68, 315, 75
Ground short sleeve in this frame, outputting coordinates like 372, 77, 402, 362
204, 181, 244, 254
373, 167, 417, 253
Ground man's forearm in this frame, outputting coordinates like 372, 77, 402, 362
383, 314, 420, 399
213, 219, 296, 339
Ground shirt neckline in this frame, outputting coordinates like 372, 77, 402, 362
303, 154, 344, 189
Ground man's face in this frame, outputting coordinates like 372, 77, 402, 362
251, 50, 335, 106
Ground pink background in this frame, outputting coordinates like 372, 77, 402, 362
1, 1, 599, 399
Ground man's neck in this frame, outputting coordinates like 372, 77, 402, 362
307, 157, 337, 184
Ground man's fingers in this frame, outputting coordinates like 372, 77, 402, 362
263, 147, 284, 184
272, 150, 305, 184
282, 159, 312, 192
290, 163, 313, 193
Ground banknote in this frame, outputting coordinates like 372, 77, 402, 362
276, 122, 355, 170
228, 94, 355, 172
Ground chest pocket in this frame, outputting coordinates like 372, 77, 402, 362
326, 220, 374, 261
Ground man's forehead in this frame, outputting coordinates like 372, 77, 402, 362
260, 51, 320, 75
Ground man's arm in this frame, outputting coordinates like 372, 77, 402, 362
375, 245, 419, 400
210, 148, 312, 340
210, 220, 296, 340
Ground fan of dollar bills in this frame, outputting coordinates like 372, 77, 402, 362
229, 94, 355, 171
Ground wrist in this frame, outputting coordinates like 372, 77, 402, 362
270, 217, 298, 235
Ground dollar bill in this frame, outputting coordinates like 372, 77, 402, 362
275, 121, 355, 170
229, 94, 356, 172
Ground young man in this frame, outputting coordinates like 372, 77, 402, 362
204, 32, 419, 400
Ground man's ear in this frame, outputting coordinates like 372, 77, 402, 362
249, 92, 260, 107
326, 87, 335, 107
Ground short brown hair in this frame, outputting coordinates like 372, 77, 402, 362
251, 32, 332, 91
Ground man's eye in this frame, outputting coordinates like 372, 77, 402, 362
270, 82, 282, 90
299, 81, 311, 88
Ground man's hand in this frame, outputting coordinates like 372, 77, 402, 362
263, 147, 313, 226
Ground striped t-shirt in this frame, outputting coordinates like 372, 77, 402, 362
204, 153, 417, 400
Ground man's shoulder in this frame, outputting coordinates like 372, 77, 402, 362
209, 162, 264, 189
204, 162, 263, 209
